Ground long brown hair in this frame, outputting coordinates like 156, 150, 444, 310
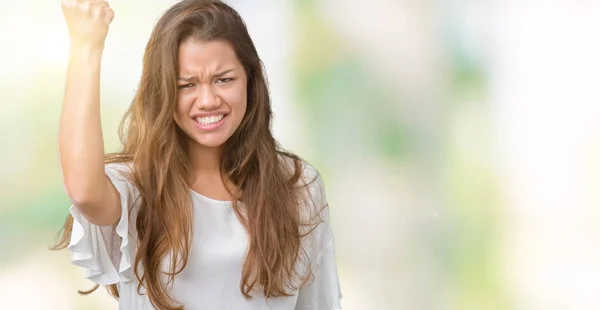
52, 1, 321, 309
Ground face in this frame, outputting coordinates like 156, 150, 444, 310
174, 39, 247, 150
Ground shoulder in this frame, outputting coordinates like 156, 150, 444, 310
299, 160, 321, 186
277, 152, 326, 200
299, 161, 326, 206
288, 159, 335, 264
278, 153, 329, 227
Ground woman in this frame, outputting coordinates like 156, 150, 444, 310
52, 0, 342, 309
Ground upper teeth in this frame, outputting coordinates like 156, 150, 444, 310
196, 115, 224, 125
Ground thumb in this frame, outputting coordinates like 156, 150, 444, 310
103, 7, 115, 24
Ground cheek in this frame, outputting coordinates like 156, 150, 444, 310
174, 96, 192, 123
240, 96, 248, 115
223, 87, 243, 103
235, 92, 248, 112
178, 93, 196, 111
232, 83, 248, 111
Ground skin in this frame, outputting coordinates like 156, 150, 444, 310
174, 39, 248, 201
60, 0, 246, 225
59, 0, 120, 226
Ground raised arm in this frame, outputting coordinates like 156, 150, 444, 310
59, 0, 120, 226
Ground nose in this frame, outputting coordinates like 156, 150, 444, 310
194, 84, 220, 111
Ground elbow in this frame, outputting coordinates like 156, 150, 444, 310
70, 197, 119, 227
66, 183, 121, 227
64, 180, 98, 207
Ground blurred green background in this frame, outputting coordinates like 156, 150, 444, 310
1, 1, 600, 309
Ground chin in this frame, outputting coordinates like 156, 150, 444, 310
192, 135, 229, 149
197, 141, 225, 148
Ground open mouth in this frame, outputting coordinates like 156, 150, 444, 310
195, 114, 226, 125
192, 114, 228, 130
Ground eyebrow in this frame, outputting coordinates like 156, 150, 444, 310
177, 68, 236, 82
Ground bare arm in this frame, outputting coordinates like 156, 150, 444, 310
59, 0, 119, 226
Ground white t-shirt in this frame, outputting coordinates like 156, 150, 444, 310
67, 162, 343, 310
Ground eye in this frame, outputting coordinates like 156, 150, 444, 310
215, 78, 234, 84
178, 83, 195, 89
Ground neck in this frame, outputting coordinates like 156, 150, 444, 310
187, 141, 222, 176
187, 141, 238, 200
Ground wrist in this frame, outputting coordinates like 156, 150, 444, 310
69, 42, 105, 58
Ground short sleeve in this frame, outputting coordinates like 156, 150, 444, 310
67, 163, 135, 285
295, 163, 343, 310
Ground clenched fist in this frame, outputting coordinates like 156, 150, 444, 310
61, 0, 114, 50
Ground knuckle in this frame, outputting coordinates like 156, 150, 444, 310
80, 2, 91, 13
61, 0, 75, 8
92, 10, 103, 19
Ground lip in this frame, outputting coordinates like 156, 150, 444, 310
191, 111, 229, 118
192, 114, 227, 131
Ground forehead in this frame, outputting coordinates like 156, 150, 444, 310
177, 39, 240, 73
